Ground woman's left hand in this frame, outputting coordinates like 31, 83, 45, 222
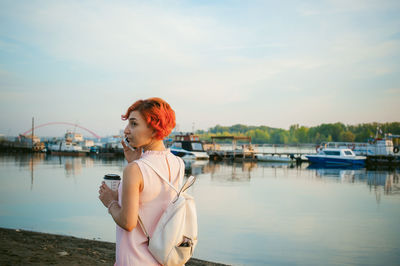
99, 182, 117, 208
121, 140, 142, 163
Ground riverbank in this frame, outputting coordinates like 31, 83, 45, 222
0, 228, 228, 265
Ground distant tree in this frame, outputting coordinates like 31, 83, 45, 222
339, 131, 355, 142
198, 122, 400, 144
296, 126, 309, 143
248, 128, 270, 143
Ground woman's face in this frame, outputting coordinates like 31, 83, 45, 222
124, 111, 154, 148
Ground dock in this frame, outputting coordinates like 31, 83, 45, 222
207, 136, 313, 162
366, 155, 400, 167
208, 149, 257, 161
207, 150, 310, 163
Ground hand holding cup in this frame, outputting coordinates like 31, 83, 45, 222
99, 174, 120, 208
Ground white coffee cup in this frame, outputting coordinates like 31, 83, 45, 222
104, 174, 121, 191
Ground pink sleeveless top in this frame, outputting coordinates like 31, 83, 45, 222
115, 149, 184, 266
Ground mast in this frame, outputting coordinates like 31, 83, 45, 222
32, 117, 34, 140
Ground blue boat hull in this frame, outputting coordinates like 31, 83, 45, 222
170, 148, 193, 158
306, 155, 365, 166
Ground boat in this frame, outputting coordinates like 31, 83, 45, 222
317, 129, 400, 156
317, 140, 396, 156
256, 154, 293, 163
48, 131, 89, 156
306, 148, 366, 166
49, 141, 88, 156
169, 134, 209, 160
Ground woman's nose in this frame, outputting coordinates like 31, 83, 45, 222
124, 125, 129, 134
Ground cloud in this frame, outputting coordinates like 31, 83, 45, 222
0, 0, 399, 134
1, 1, 218, 70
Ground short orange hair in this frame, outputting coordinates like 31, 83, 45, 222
122, 97, 176, 140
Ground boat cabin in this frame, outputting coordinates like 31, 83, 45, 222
319, 148, 356, 157
171, 134, 205, 152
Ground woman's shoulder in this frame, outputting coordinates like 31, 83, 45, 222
123, 162, 144, 189
139, 149, 183, 164
123, 162, 142, 179
174, 155, 184, 166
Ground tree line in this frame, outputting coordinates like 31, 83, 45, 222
195, 122, 400, 144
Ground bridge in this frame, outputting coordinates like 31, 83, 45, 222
22, 122, 102, 139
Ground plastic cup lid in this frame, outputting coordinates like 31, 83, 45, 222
104, 174, 121, 180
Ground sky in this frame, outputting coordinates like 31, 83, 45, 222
0, 0, 399, 137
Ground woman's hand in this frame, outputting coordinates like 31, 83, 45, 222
121, 140, 142, 163
98, 182, 118, 208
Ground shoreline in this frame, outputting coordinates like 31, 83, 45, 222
0, 227, 228, 266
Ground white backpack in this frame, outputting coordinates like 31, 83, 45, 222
138, 158, 198, 266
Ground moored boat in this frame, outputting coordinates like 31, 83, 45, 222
306, 148, 366, 166
317, 131, 400, 156
169, 134, 209, 160
48, 131, 89, 156
49, 141, 88, 156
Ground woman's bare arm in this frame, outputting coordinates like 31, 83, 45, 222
108, 163, 143, 231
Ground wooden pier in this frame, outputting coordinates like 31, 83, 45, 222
207, 136, 313, 162
207, 150, 310, 163
366, 155, 400, 167
208, 149, 257, 161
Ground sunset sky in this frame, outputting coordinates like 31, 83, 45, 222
1, 0, 399, 137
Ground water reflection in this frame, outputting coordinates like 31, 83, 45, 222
365, 170, 400, 203
306, 164, 400, 197
307, 164, 366, 182
0, 153, 126, 177
182, 158, 400, 204
3, 153, 399, 197
187, 159, 400, 194
184, 159, 300, 182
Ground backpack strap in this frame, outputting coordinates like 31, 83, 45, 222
137, 215, 150, 245
179, 175, 196, 194
140, 157, 196, 199
139, 157, 182, 194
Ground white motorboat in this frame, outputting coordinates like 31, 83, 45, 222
317, 132, 400, 156
169, 134, 209, 160
306, 148, 366, 166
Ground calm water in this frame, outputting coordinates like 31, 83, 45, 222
0, 153, 399, 265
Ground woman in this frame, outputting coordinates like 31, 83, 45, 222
99, 97, 183, 265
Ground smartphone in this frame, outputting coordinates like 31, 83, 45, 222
124, 137, 135, 151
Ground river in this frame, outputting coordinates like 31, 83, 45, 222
0, 153, 399, 265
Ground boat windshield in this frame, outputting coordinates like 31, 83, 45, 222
191, 142, 203, 151
344, 150, 353, 156
323, 151, 340, 156
171, 142, 182, 149
172, 141, 204, 151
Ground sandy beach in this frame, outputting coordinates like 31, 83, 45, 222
0, 228, 228, 266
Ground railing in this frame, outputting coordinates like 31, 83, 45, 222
209, 143, 317, 155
